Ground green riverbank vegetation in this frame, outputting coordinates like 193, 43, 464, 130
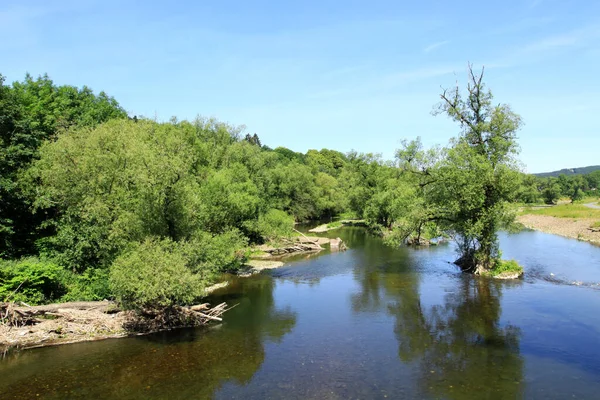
520, 204, 600, 219
4, 65, 576, 310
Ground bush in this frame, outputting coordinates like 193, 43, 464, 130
60, 268, 111, 302
244, 209, 294, 243
109, 238, 205, 310
490, 259, 523, 277
186, 229, 248, 277
0, 258, 68, 304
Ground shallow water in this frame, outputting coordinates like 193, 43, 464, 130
2, 228, 600, 399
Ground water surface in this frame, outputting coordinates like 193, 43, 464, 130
2, 228, 600, 399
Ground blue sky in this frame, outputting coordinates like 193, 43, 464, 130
1, 0, 599, 173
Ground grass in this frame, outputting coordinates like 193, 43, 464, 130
336, 211, 359, 220
488, 259, 524, 278
520, 204, 600, 219
592, 221, 600, 228
326, 221, 343, 229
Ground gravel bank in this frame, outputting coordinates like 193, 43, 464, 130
517, 214, 600, 244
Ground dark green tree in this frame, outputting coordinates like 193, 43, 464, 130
0, 73, 126, 258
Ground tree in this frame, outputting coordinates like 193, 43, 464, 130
0, 73, 126, 258
541, 178, 561, 205
516, 174, 541, 204
435, 66, 522, 272
244, 133, 262, 147
396, 66, 522, 273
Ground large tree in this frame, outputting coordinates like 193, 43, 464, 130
397, 66, 522, 273
0, 73, 127, 258
436, 66, 522, 272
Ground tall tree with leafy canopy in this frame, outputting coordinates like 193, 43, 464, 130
435, 66, 522, 272
396, 66, 522, 274
0, 73, 127, 258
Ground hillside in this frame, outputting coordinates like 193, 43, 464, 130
534, 165, 600, 178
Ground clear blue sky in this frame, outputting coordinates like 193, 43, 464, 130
2, 0, 599, 173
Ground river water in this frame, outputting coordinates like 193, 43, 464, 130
1, 227, 600, 399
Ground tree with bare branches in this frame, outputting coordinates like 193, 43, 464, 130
397, 65, 523, 274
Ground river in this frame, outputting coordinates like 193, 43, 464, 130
1, 227, 600, 399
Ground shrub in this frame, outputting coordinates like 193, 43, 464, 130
60, 268, 111, 302
0, 258, 68, 304
186, 229, 248, 277
489, 259, 523, 277
244, 209, 294, 243
109, 238, 206, 310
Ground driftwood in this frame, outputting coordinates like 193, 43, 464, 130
1, 301, 118, 328
16, 301, 116, 313
265, 236, 323, 256
1, 300, 235, 331
293, 229, 322, 246
126, 302, 235, 332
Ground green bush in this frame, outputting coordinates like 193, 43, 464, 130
186, 229, 248, 277
490, 259, 523, 277
0, 258, 68, 304
244, 209, 294, 242
60, 268, 111, 302
109, 238, 206, 310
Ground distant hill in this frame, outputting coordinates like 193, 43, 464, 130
534, 165, 600, 178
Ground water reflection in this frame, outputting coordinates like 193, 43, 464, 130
350, 240, 524, 399
406, 278, 523, 399
0, 275, 296, 400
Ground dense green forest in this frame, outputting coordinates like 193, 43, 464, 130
1, 70, 598, 310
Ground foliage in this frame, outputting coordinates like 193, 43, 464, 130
0, 73, 126, 258
516, 174, 541, 204
59, 268, 111, 302
0, 257, 68, 304
5, 66, 580, 305
488, 259, 523, 277
109, 238, 206, 310
394, 67, 522, 272
186, 230, 248, 277
541, 178, 561, 205
245, 209, 294, 243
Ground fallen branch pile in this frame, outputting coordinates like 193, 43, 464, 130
266, 240, 323, 255
1, 300, 234, 331
124, 302, 235, 332
1, 301, 116, 327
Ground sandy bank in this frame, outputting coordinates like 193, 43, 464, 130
517, 214, 600, 244
308, 220, 365, 233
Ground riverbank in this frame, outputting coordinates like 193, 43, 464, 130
517, 214, 600, 244
0, 302, 129, 351
0, 299, 232, 352
1, 235, 348, 352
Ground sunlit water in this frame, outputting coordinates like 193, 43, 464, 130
2, 228, 600, 399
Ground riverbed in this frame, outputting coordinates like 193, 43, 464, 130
1, 227, 600, 399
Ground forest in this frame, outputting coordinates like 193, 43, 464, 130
1, 70, 599, 311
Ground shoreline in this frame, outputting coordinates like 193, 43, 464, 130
517, 214, 600, 245
1, 235, 347, 352
1, 303, 129, 352
308, 219, 366, 233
